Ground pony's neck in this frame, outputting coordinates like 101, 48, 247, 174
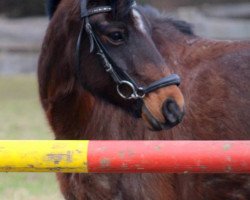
81, 94, 173, 140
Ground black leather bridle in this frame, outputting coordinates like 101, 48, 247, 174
76, 0, 181, 100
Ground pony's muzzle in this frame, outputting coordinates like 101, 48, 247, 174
142, 86, 185, 131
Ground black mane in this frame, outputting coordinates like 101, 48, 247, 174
139, 5, 194, 36
167, 18, 194, 35
111, 0, 135, 19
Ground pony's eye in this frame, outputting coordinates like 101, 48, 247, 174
107, 31, 125, 44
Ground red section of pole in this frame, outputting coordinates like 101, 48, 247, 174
88, 141, 250, 173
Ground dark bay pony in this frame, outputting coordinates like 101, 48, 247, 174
38, 0, 250, 199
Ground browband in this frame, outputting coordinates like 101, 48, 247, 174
81, 6, 112, 18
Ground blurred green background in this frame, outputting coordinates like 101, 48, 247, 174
0, 0, 249, 199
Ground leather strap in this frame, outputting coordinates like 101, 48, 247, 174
80, 0, 88, 18
80, 0, 112, 18
144, 74, 181, 94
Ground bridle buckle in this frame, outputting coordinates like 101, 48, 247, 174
117, 81, 145, 100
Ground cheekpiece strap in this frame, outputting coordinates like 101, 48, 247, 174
80, 0, 88, 18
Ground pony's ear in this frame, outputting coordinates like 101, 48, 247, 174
46, 0, 61, 19
110, 0, 135, 19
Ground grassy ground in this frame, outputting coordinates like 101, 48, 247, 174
0, 75, 63, 200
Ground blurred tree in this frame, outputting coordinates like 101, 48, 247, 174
142, 0, 249, 10
0, 0, 45, 18
0, 0, 248, 17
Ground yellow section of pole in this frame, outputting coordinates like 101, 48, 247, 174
0, 140, 89, 172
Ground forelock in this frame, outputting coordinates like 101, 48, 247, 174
110, 0, 135, 19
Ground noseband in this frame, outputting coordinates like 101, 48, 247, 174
76, 0, 181, 100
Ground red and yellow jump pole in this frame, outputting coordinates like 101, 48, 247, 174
0, 141, 250, 173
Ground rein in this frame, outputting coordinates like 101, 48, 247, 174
76, 0, 181, 100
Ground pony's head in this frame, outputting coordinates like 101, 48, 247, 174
75, 0, 185, 131
47, 0, 185, 131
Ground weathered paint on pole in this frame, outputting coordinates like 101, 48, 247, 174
0, 141, 89, 172
0, 141, 250, 173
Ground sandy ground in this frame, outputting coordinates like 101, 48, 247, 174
1, 188, 63, 200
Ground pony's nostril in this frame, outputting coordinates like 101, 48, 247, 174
162, 99, 183, 125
